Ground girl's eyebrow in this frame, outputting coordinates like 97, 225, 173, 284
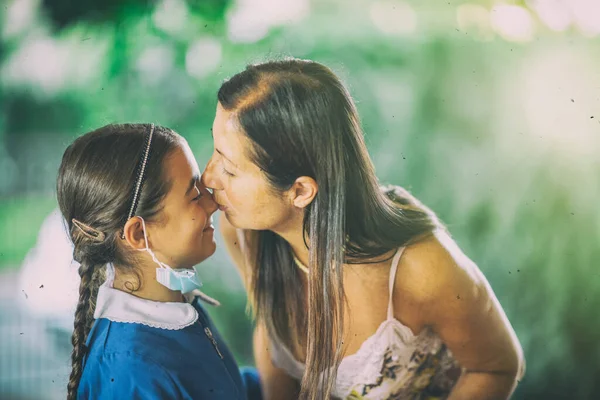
185, 174, 200, 196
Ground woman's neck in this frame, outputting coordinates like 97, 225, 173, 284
112, 264, 184, 303
273, 214, 310, 268
274, 212, 400, 271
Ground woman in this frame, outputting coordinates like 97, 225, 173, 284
202, 59, 525, 400
57, 123, 259, 399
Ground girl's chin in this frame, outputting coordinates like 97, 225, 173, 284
195, 242, 217, 264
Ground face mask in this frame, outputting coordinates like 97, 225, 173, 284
137, 217, 203, 294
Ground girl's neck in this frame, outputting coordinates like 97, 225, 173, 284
112, 264, 184, 303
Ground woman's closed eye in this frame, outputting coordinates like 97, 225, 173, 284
221, 167, 235, 177
215, 151, 236, 177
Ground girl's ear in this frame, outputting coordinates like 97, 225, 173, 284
122, 217, 148, 250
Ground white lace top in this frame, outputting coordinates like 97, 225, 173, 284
269, 247, 463, 399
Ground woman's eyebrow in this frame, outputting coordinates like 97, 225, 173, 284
211, 129, 239, 168
216, 149, 239, 168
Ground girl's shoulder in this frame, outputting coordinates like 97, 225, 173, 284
89, 317, 194, 360
83, 317, 245, 399
79, 341, 182, 399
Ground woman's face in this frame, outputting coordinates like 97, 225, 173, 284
148, 142, 218, 268
202, 103, 294, 231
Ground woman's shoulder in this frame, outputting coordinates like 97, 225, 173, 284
394, 229, 485, 313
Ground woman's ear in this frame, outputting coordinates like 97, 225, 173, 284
290, 176, 318, 209
122, 217, 148, 250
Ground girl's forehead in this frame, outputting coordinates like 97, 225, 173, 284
163, 146, 198, 186
180, 141, 198, 163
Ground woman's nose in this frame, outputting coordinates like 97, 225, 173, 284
201, 156, 222, 190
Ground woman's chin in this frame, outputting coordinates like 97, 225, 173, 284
223, 212, 241, 228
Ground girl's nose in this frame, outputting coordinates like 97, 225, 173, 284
205, 192, 218, 215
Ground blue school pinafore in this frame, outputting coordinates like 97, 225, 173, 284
77, 267, 252, 399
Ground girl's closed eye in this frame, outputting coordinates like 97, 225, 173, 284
192, 186, 203, 201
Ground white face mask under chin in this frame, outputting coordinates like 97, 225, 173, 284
136, 216, 203, 294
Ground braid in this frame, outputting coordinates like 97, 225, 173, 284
66, 262, 99, 400
85, 266, 105, 336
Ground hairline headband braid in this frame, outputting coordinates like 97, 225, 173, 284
121, 123, 155, 239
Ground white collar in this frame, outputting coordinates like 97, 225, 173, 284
93, 264, 198, 330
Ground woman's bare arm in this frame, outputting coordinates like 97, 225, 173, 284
253, 322, 301, 400
395, 230, 525, 399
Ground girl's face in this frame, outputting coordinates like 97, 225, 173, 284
147, 142, 218, 268
202, 103, 294, 232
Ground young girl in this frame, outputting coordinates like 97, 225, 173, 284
57, 123, 254, 399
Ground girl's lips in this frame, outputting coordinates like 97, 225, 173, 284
203, 217, 214, 231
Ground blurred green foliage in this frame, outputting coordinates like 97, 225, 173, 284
1, 0, 599, 398
0, 196, 57, 265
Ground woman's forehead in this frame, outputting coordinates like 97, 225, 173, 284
213, 107, 248, 166
214, 107, 239, 143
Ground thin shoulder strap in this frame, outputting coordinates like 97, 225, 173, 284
387, 247, 406, 320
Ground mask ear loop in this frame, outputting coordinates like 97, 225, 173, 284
138, 216, 150, 251
136, 216, 220, 306
137, 216, 169, 270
